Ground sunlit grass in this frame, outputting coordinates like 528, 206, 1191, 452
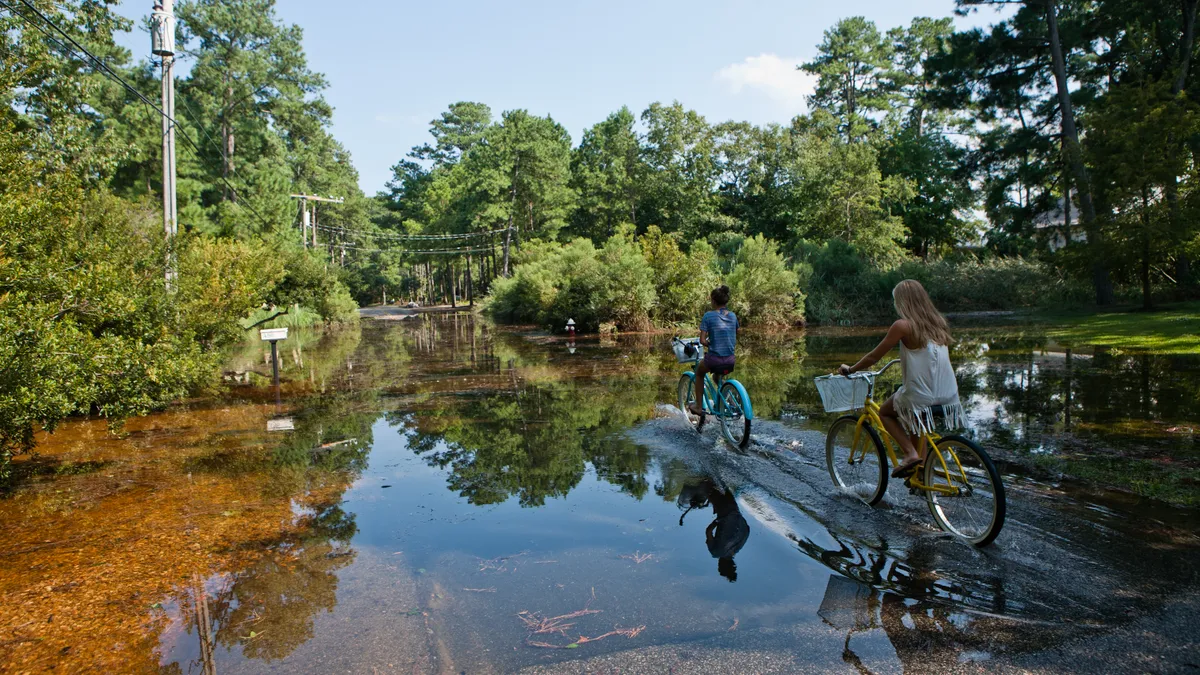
1030, 454, 1200, 507
1032, 301, 1200, 354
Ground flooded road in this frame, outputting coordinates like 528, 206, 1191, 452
1, 315, 1198, 673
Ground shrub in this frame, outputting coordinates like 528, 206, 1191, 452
804, 241, 1096, 324
726, 235, 805, 327
641, 226, 719, 325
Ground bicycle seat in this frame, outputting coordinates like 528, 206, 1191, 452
713, 366, 734, 376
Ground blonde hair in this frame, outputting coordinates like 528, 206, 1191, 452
892, 280, 952, 347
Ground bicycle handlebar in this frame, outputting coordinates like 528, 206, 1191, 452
848, 358, 900, 380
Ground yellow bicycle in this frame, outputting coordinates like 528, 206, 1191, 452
818, 360, 1006, 547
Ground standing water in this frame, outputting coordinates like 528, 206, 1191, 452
1, 315, 1197, 673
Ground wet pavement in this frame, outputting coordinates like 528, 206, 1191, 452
1, 315, 1197, 674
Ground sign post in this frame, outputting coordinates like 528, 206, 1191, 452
260, 327, 289, 386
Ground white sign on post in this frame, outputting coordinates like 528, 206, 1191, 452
260, 327, 289, 341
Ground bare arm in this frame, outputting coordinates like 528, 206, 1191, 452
699, 330, 710, 347
839, 321, 908, 375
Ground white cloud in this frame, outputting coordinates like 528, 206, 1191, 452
715, 54, 816, 114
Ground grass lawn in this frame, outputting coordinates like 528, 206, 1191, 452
1032, 301, 1200, 354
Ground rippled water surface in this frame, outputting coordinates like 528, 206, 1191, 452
2, 314, 1197, 673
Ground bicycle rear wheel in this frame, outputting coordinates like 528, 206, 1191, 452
677, 373, 705, 433
826, 415, 888, 505
718, 381, 751, 450
924, 435, 1006, 547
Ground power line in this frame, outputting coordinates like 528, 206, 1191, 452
1, 0, 275, 232
315, 223, 507, 241
333, 240, 494, 255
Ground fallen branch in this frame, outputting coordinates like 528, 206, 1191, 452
728, 618, 739, 631
463, 587, 496, 593
574, 625, 646, 643
619, 551, 655, 564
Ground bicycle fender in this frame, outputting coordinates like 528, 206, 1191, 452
724, 380, 754, 420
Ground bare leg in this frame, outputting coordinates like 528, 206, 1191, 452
691, 359, 709, 415
879, 395, 921, 464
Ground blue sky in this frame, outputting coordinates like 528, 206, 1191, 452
111, 1, 1008, 195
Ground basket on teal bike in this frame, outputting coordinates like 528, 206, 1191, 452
672, 337, 703, 364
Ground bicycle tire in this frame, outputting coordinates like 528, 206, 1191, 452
924, 435, 1006, 547
677, 373, 705, 433
718, 381, 751, 450
826, 415, 888, 506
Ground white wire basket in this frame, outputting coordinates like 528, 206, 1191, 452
813, 374, 871, 413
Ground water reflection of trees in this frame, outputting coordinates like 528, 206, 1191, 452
173, 391, 375, 666
398, 372, 657, 507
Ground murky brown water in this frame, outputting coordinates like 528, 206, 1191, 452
1, 314, 1197, 673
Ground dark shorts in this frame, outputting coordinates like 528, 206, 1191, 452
704, 353, 736, 374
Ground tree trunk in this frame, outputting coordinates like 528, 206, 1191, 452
1176, 0, 1199, 94
425, 261, 432, 305
466, 253, 474, 307
1170, 0, 1199, 287
502, 159, 520, 277
1045, 0, 1112, 304
1143, 186, 1154, 310
222, 81, 235, 203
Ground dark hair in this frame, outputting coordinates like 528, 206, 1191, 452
710, 285, 730, 307
718, 556, 737, 582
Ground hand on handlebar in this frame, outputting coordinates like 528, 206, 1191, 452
837, 364, 852, 376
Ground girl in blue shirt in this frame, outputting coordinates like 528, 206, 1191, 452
689, 285, 739, 416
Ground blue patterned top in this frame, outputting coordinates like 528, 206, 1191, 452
700, 309, 738, 357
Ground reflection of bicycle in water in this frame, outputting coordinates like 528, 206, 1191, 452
816, 359, 1006, 546
677, 477, 749, 582
673, 337, 754, 450
819, 573, 979, 674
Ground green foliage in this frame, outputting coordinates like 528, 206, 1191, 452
570, 107, 643, 242
804, 241, 1091, 324
641, 227, 719, 324
485, 232, 656, 332
0, 122, 277, 481
176, 236, 286, 346
803, 16, 895, 140
725, 235, 805, 327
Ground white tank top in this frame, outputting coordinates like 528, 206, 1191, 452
896, 341, 964, 433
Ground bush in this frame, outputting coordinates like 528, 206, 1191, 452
804, 240, 1095, 324
485, 231, 657, 332
641, 226, 720, 325
726, 235, 805, 327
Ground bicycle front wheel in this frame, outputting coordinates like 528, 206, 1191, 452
924, 435, 1006, 547
826, 415, 888, 505
718, 381, 751, 450
677, 373, 704, 433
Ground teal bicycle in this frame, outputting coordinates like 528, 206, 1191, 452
673, 337, 754, 450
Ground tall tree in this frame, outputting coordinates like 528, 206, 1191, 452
410, 101, 492, 167
887, 17, 956, 136
569, 106, 643, 242
943, 1, 1114, 302
176, 0, 327, 232
639, 101, 720, 239
802, 17, 895, 140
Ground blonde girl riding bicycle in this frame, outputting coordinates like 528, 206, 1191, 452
837, 280, 965, 478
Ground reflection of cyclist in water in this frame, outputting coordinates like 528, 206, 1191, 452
678, 478, 749, 582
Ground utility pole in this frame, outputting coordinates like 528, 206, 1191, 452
289, 194, 343, 250
152, 0, 177, 286
300, 198, 310, 248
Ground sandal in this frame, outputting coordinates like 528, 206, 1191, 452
891, 458, 922, 478
687, 405, 705, 416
